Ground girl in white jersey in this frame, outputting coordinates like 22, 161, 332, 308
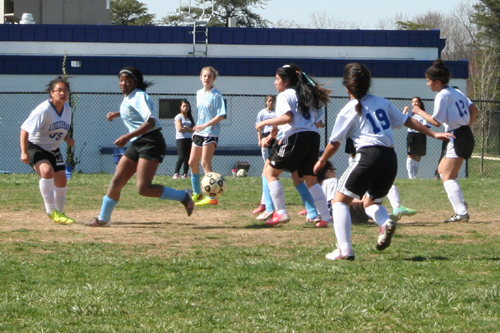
20, 76, 76, 224
402, 97, 430, 179
256, 63, 331, 226
189, 66, 227, 206
412, 59, 477, 223
314, 63, 453, 260
85, 67, 194, 227
173, 99, 195, 179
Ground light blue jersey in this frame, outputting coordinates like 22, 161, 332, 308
195, 87, 226, 137
119, 89, 158, 141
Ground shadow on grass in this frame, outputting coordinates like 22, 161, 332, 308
404, 256, 449, 261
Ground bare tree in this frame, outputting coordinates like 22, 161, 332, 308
308, 12, 359, 29
273, 19, 305, 29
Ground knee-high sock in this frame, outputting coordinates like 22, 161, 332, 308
191, 173, 201, 195
262, 175, 274, 213
406, 158, 415, 179
268, 180, 286, 215
309, 183, 330, 221
414, 160, 420, 177
331, 202, 352, 254
444, 179, 467, 214
160, 186, 185, 201
365, 204, 390, 227
39, 178, 56, 214
54, 186, 67, 213
386, 185, 401, 211
295, 182, 318, 219
99, 195, 118, 222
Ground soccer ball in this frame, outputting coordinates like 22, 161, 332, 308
201, 172, 226, 197
236, 169, 247, 177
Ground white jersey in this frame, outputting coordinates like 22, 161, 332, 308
120, 89, 157, 141
174, 113, 194, 140
196, 87, 226, 137
407, 113, 429, 133
275, 88, 318, 139
322, 177, 338, 202
21, 99, 72, 152
329, 94, 409, 151
255, 108, 276, 134
432, 87, 472, 132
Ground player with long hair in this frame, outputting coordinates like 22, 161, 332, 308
173, 99, 195, 179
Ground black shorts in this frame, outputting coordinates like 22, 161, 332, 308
337, 145, 397, 201
452, 125, 475, 158
192, 135, 219, 148
269, 131, 320, 177
124, 129, 166, 163
344, 137, 356, 156
406, 132, 427, 156
27, 142, 65, 172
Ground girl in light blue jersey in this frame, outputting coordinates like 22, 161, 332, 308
85, 67, 194, 227
189, 66, 227, 206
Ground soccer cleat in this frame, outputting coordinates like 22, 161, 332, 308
49, 210, 75, 224
376, 219, 396, 251
265, 212, 290, 225
83, 217, 111, 227
181, 174, 188, 179
256, 211, 273, 221
444, 213, 469, 223
315, 219, 333, 228
191, 193, 202, 202
252, 203, 266, 214
297, 209, 307, 216
393, 205, 417, 216
195, 196, 218, 206
305, 216, 321, 224
325, 248, 355, 261
173, 173, 180, 179
388, 213, 401, 223
182, 189, 194, 216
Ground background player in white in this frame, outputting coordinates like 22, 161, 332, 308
402, 97, 430, 179
412, 59, 477, 223
85, 67, 194, 227
253, 95, 276, 215
256, 63, 331, 226
173, 99, 195, 179
314, 63, 453, 260
20, 76, 75, 224
189, 66, 226, 206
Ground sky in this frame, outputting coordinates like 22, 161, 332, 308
141, 0, 476, 29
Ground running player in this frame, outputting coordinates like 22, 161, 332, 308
403, 97, 430, 179
412, 59, 477, 223
20, 76, 76, 224
85, 66, 194, 227
189, 66, 227, 206
314, 63, 453, 260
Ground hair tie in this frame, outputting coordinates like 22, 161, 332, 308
302, 72, 316, 87
119, 69, 138, 82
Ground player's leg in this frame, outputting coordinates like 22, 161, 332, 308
326, 192, 355, 260
52, 169, 75, 224
264, 164, 289, 225
195, 141, 219, 206
34, 159, 57, 216
440, 157, 468, 222
291, 172, 319, 223
188, 144, 203, 201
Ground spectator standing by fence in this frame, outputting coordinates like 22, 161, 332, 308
173, 99, 195, 180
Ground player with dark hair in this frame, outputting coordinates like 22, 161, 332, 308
173, 99, 195, 179
20, 76, 76, 224
412, 59, 477, 223
85, 66, 193, 227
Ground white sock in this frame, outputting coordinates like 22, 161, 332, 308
54, 186, 67, 213
406, 158, 415, 179
365, 204, 390, 226
414, 160, 420, 177
268, 180, 286, 215
331, 202, 352, 254
386, 185, 401, 211
443, 180, 467, 215
261, 191, 265, 205
309, 184, 330, 221
39, 178, 56, 214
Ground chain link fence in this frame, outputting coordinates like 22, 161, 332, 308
1, 92, 498, 179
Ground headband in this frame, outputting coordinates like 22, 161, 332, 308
119, 69, 138, 82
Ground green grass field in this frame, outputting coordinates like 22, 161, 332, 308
0, 174, 499, 332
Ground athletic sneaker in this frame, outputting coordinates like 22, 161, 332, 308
388, 213, 401, 223
393, 205, 417, 216
182, 189, 194, 216
376, 219, 396, 251
83, 217, 111, 227
49, 210, 75, 224
192, 193, 202, 202
252, 203, 266, 214
181, 174, 188, 179
195, 196, 218, 206
173, 173, 180, 179
265, 212, 290, 225
444, 213, 469, 223
315, 219, 333, 228
297, 209, 307, 216
325, 248, 355, 261
305, 216, 321, 224
256, 211, 273, 221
